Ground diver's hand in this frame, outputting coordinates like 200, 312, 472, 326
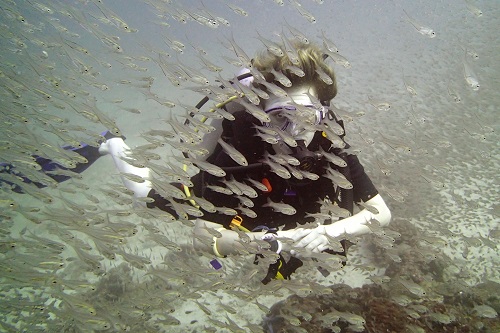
276, 228, 312, 253
293, 225, 328, 252
275, 229, 299, 253
294, 224, 343, 253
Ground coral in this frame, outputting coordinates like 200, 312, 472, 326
265, 277, 500, 333
364, 296, 408, 333
263, 216, 500, 332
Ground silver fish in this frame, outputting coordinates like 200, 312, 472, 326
251, 85, 270, 100
214, 206, 238, 216
225, 32, 252, 67
270, 68, 292, 87
255, 131, 279, 144
237, 98, 271, 123
284, 65, 305, 77
427, 312, 453, 324
315, 67, 333, 85
283, 18, 310, 44
189, 195, 217, 213
465, 0, 483, 17
320, 125, 346, 148
220, 178, 243, 195
299, 169, 320, 181
257, 80, 289, 98
274, 128, 297, 147
236, 195, 254, 207
237, 204, 257, 218
398, 278, 426, 297
229, 175, 258, 198
217, 138, 248, 166
473, 304, 497, 318
263, 198, 296, 215
255, 31, 284, 57
319, 146, 347, 167
339, 311, 366, 326
226, 3, 248, 16
261, 156, 291, 179
290, 0, 317, 23
206, 184, 233, 195
367, 97, 391, 111
318, 29, 339, 53
285, 164, 304, 179
463, 59, 480, 91
244, 177, 270, 192
324, 49, 351, 68
447, 84, 462, 103
233, 80, 260, 105
402, 9, 436, 38
173, 156, 226, 177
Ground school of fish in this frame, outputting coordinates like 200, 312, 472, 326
0, 0, 498, 332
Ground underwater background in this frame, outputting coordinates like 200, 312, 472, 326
0, 0, 498, 332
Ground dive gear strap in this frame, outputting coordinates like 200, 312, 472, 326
260, 254, 304, 285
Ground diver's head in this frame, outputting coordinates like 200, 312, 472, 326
252, 41, 337, 103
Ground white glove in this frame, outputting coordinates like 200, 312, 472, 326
275, 228, 313, 253
275, 229, 298, 253
99, 138, 152, 200
280, 195, 392, 256
294, 224, 344, 253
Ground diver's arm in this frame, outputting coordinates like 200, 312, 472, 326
98, 137, 153, 201
192, 194, 392, 256
318, 152, 392, 238
293, 194, 391, 252
193, 219, 264, 256
325, 193, 391, 236
193, 219, 297, 257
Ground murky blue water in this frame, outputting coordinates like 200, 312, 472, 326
0, 0, 498, 331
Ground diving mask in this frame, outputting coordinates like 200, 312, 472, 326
264, 104, 326, 136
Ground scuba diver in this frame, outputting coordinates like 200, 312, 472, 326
183, 43, 392, 283
1, 40, 391, 284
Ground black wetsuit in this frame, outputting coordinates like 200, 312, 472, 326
149, 110, 379, 232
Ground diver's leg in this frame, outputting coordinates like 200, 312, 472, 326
0, 131, 112, 190
33, 131, 121, 183
1, 131, 130, 192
